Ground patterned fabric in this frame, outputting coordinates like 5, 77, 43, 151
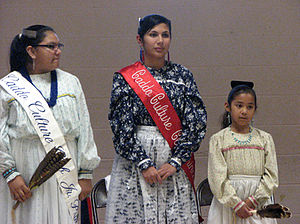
109, 61, 207, 171
0, 69, 100, 224
2, 167, 17, 179
106, 126, 199, 224
208, 127, 279, 223
107, 61, 206, 223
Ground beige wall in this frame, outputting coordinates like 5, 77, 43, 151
1, 1, 299, 223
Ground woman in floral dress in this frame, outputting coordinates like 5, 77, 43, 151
105, 14, 207, 224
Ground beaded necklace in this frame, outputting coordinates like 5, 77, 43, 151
231, 126, 253, 145
20, 66, 58, 107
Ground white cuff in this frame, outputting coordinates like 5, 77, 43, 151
234, 201, 246, 212
138, 158, 151, 167
6, 172, 21, 183
171, 157, 182, 166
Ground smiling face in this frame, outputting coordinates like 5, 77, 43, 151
137, 23, 171, 66
27, 31, 62, 74
225, 93, 256, 133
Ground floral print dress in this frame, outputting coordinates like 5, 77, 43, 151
105, 61, 207, 224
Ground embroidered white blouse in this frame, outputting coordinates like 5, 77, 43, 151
0, 69, 100, 223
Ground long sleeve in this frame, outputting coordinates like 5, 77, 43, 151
75, 78, 101, 179
252, 133, 278, 205
171, 70, 207, 166
108, 73, 155, 170
0, 70, 101, 224
0, 89, 21, 182
208, 133, 243, 208
208, 128, 279, 210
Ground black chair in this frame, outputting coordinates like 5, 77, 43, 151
196, 178, 214, 218
90, 178, 108, 224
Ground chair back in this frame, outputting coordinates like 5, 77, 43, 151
196, 178, 214, 217
91, 178, 107, 224
196, 177, 275, 220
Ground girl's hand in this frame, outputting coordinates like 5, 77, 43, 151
244, 198, 255, 209
8, 175, 32, 202
236, 204, 253, 219
157, 163, 176, 181
78, 179, 93, 201
142, 166, 162, 185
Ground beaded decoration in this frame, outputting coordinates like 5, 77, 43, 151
231, 127, 253, 145
20, 66, 58, 107
78, 169, 93, 175
2, 167, 17, 179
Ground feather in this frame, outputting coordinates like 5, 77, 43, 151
12, 147, 71, 210
28, 148, 70, 190
250, 203, 292, 219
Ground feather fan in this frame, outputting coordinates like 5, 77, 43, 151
12, 147, 71, 210
251, 203, 292, 219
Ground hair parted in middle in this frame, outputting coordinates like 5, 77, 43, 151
221, 80, 257, 129
138, 14, 171, 40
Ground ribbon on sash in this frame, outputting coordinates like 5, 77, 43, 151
0, 71, 81, 223
119, 61, 197, 191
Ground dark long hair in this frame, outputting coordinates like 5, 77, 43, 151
9, 25, 55, 72
221, 84, 257, 129
138, 14, 171, 40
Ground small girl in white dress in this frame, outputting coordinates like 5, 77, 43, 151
207, 80, 278, 224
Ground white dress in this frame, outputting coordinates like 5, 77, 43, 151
207, 127, 278, 224
0, 69, 100, 224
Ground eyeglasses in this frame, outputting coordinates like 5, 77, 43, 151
32, 43, 64, 51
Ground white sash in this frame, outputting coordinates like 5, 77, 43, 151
0, 71, 81, 223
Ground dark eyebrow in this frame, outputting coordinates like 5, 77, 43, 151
149, 30, 169, 34
235, 101, 254, 104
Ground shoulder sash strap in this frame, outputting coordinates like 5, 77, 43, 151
119, 61, 196, 190
0, 71, 80, 223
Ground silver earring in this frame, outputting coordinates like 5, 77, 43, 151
227, 113, 231, 125
251, 118, 254, 126
32, 59, 35, 71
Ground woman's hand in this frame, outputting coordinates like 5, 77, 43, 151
157, 163, 176, 181
8, 175, 32, 202
236, 203, 253, 219
78, 179, 93, 201
142, 166, 162, 185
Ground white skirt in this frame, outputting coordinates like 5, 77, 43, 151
0, 138, 75, 224
207, 175, 277, 224
105, 126, 198, 224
